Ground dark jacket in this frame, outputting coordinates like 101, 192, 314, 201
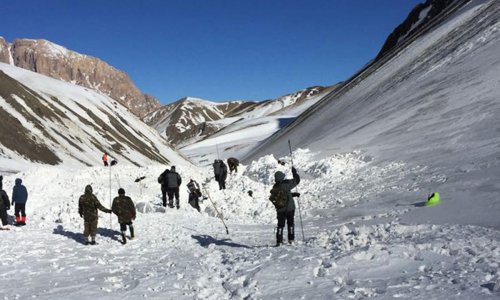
227, 157, 239, 167
12, 178, 28, 204
78, 185, 111, 221
158, 169, 170, 186
274, 170, 300, 213
165, 171, 182, 189
112, 195, 136, 224
0, 190, 10, 211
213, 160, 228, 180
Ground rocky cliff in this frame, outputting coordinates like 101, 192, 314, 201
0, 37, 160, 117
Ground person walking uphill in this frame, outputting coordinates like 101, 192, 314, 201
187, 179, 202, 212
112, 188, 136, 245
0, 176, 10, 230
269, 167, 300, 246
78, 185, 112, 245
165, 166, 182, 209
12, 178, 28, 226
213, 159, 228, 190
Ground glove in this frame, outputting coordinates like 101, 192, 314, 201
291, 167, 297, 174
79, 213, 83, 218
291, 192, 301, 197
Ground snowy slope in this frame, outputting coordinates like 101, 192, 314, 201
2, 1, 500, 299
179, 86, 336, 166
0, 62, 190, 172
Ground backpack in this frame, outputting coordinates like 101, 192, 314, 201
269, 183, 288, 210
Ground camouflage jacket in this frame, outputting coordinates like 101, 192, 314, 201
112, 195, 136, 224
78, 186, 111, 221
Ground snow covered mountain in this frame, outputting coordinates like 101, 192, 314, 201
144, 86, 329, 148
0, 37, 161, 117
0, 62, 189, 172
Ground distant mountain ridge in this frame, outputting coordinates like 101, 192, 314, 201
0, 62, 188, 171
0, 37, 160, 117
143, 86, 325, 148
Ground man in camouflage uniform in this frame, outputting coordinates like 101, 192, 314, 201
78, 185, 112, 245
227, 157, 239, 174
112, 188, 136, 244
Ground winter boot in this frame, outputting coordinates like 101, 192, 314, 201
129, 225, 135, 240
121, 231, 127, 245
288, 225, 295, 244
276, 227, 284, 246
90, 236, 96, 245
21, 216, 26, 226
84, 236, 90, 245
15, 216, 20, 225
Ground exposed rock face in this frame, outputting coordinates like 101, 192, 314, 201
0, 38, 160, 117
0, 37, 11, 63
376, 0, 460, 60
144, 86, 325, 148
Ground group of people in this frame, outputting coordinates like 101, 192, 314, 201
0, 176, 29, 230
2, 154, 301, 247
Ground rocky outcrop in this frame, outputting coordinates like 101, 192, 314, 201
376, 0, 460, 60
0, 37, 11, 63
0, 38, 160, 117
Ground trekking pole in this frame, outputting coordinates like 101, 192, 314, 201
109, 164, 112, 228
288, 139, 305, 242
202, 185, 229, 234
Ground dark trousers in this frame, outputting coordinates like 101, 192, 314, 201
161, 187, 167, 207
215, 176, 226, 190
277, 210, 295, 243
120, 221, 134, 236
0, 209, 8, 226
14, 203, 26, 218
83, 218, 98, 238
167, 187, 180, 207
188, 193, 200, 212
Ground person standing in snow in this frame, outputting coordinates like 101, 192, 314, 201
271, 167, 300, 246
112, 188, 136, 244
78, 185, 112, 245
0, 176, 11, 230
158, 168, 170, 207
213, 159, 228, 190
102, 152, 109, 166
11, 178, 28, 226
187, 179, 202, 212
165, 166, 182, 209
227, 157, 239, 174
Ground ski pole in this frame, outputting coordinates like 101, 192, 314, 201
288, 139, 305, 242
109, 163, 112, 228
202, 185, 229, 234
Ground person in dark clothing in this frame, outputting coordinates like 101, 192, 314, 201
11, 178, 28, 226
164, 166, 182, 209
112, 188, 136, 244
273, 167, 300, 246
227, 157, 239, 174
78, 185, 112, 245
0, 176, 10, 230
158, 168, 170, 207
187, 179, 202, 212
212, 159, 228, 190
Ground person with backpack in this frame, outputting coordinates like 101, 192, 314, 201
0, 176, 11, 230
11, 178, 28, 226
165, 166, 182, 209
187, 179, 202, 212
269, 167, 300, 246
158, 168, 170, 207
227, 157, 239, 174
212, 159, 228, 190
78, 185, 112, 245
112, 188, 136, 244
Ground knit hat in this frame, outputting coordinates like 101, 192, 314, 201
118, 188, 125, 195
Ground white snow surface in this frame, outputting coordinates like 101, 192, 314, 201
2, 1, 500, 299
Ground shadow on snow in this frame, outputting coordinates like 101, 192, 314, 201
192, 234, 251, 249
52, 225, 121, 244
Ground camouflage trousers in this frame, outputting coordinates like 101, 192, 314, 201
83, 219, 98, 237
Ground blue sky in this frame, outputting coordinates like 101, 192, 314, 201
1, 0, 422, 104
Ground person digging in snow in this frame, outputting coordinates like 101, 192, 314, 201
213, 159, 228, 190
164, 166, 182, 209
0, 176, 11, 230
187, 179, 202, 212
227, 157, 239, 174
269, 167, 300, 246
78, 185, 112, 245
11, 178, 28, 226
112, 188, 136, 244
